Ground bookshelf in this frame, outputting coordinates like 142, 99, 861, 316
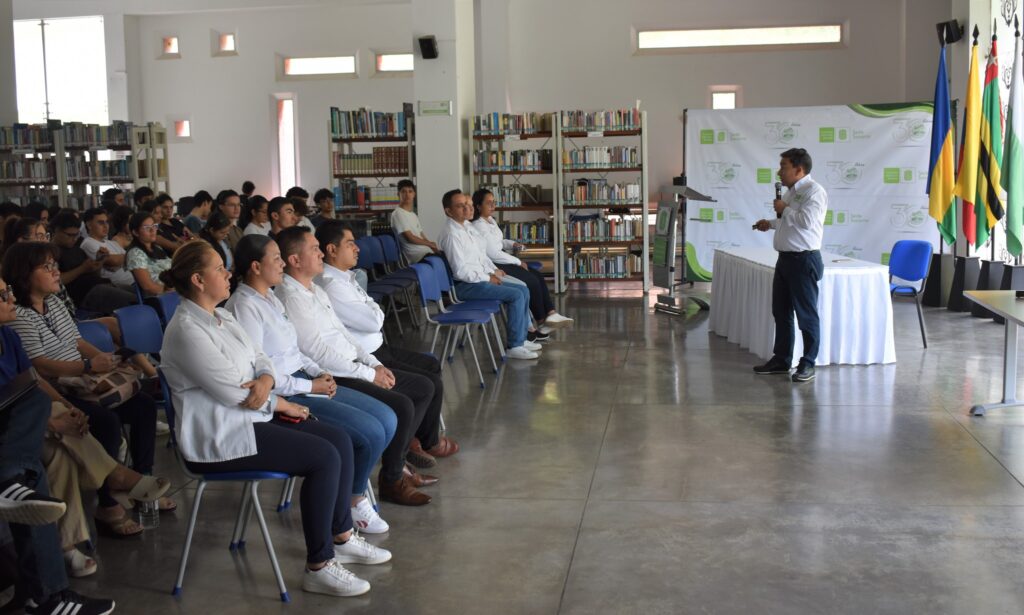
328, 105, 415, 233
131, 122, 170, 196
471, 112, 556, 274
0, 122, 61, 207
554, 109, 649, 293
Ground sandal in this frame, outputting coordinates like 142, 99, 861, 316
154, 496, 177, 512
94, 509, 143, 539
63, 548, 97, 578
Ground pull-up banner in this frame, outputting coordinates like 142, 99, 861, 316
684, 104, 939, 280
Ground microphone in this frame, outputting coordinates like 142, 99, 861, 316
774, 181, 783, 218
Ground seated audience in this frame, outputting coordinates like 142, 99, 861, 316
309, 189, 335, 229
199, 211, 236, 274
153, 193, 188, 250
79, 208, 136, 291
107, 206, 133, 252
241, 195, 270, 236
2, 216, 49, 260
101, 188, 125, 208
390, 180, 439, 264
139, 195, 182, 255
50, 211, 136, 315
159, 241, 389, 597
0, 202, 23, 235
184, 190, 213, 235
131, 186, 154, 208
215, 189, 244, 253
24, 202, 50, 226
124, 212, 171, 297
240, 180, 255, 206
268, 196, 298, 239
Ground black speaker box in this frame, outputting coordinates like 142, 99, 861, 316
418, 36, 438, 59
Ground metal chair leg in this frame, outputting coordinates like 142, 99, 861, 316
480, 323, 499, 373
229, 483, 251, 550
490, 315, 507, 361
277, 477, 295, 512
172, 480, 207, 596
915, 294, 928, 348
465, 325, 485, 388
248, 481, 290, 603
365, 483, 378, 512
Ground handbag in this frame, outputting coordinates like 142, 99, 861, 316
58, 365, 143, 409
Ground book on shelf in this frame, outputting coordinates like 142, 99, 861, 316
561, 145, 639, 170
0, 159, 56, 183
560, 108, 641, 133
473, 112, 551, 136
563, 179, 641, 205
565, 253, 642, 279
564, 216, 639, 242
0, 124, 54, 150
65, 158, 131, 182
330, 104, 413, 139
473, 149, 552, 173
333, 147, 409, 175
477, 183, 552, 208
332, 181, 400, 210
501, 221, 551, 244
62, 121, 132, 148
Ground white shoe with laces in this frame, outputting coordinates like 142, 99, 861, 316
507, 346, 540, 360
302, 560, 370, 597
334, 533, 392, 565
523, 340, 543, 351
544, 313, 573, 326
351, 498, 389, 534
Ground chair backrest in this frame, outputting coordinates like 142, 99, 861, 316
355, 237, 375, 271
889, 240, 933, 282
77, 320, 116, 353
132, 282, 144, 305
150, 292, 181, 328
378, 234, 403, 267
113, 304, 164, 354
424, 255, 452, 292
410, 262, 442, 304
156, 368, 177, 438
361, 236, 386, 267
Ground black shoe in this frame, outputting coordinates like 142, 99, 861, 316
527, 330, 550, 342
0, 474, 66, 526
753, 358, 791, 375
24, 590, 114, 615
792, 363, 815, 382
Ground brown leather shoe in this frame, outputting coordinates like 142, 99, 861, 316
406, 437, 437, 468
377, 475, 431, 506
403, 463, 439, 487
426, 436, 459, 458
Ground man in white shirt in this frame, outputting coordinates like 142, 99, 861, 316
753, 148, 828, 383
216, 189, 244, 253
79, 207, 136, 290
437, 189, 541, 360
315, 220, 456, 466
274, 226, 439, 506
390, 180, 439, 264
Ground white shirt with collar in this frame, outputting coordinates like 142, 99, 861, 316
768, 174, 828, 253
159, 299, 278, 463
243, 222, 271, 236
316, 263, 385, 355
275, 273, 382, 382
225, 283, 326, 396
471, 217, 521, 266
80, 236, 136, 288
436, 217, 497, 283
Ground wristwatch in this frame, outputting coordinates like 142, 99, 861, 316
83, 357, 92, 374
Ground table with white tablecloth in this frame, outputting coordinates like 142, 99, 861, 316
708, 247, 896, 366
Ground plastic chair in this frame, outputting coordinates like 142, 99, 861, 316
158, 369, 292, 602
77, 320, 116, 353
526, 261, 543, 272
277, 476, 378, 513
132, 283, 144, 305
888, 239, 933, 348
424, 255, 506, 363
113, 304, 164, 354
147, 291, 181, 328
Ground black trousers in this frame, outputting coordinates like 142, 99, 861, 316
497, 263, 555, 322
333, 368, 433, 484
771, 250, 824, 367
186, 418, 354, 565
373, 345, 443, 450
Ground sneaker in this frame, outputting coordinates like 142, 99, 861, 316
523, 340, 543, 351
544, 313, 573, 326
351, 499, 389, 534
792, 363, 816, 382
24, 590, 114, 615
527, 330, 550, 342
507, 346, 540, 360
302, 560, 370, 597
752, 358, 791, 375
334, 533, 392, 565
537, 325, 554, 335
155, 421, 170, 436
0, 475, 66, 526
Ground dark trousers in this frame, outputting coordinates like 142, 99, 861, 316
333, 369, 433, 484
372, 345, 443, 450
0, 388, 68, 602
68, 392, 157, 508
497, 263, 555, 322
186, 418, 353, 565
772, 250, 824, 367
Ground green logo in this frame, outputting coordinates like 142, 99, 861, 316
838, 128, 849, 141
721, 167, 736, 182
836, 212, 846, 224
881, 252, 891, 265
699, 208, 714, 221
780, 126, 796, 143
903, 169, 914, 182
700, 129, 714, 144
716, 210, 725, 221
824, 211, 834, 225
717, 131, 726, 142
819, 127, 835, 143
756, 168, 773, 183
883, 168, 901, 184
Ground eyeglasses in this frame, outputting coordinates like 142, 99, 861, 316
0, 288, 12, 302
31, 232, 50, 241
38, 261, 59, 273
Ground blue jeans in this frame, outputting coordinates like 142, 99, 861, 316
455, 280, 531, 348
288, 372, 396, 494
0, 387, 68, 602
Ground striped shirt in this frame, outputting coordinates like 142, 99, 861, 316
10, 294, 83, 362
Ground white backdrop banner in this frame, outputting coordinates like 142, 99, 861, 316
683, 104, 940, 280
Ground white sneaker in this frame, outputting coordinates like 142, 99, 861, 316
334, 533, 392, 565
155, 421, 170, 436
544, 313, 573, 326
302, 559, 370, 597
507, 346, 540, 360
524, 340, 543, 351
537, 325, 554, 335
351, 499, 389, 534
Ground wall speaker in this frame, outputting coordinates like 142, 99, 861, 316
418, 36, 438, 59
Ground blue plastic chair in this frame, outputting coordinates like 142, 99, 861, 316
131, 283, 144, 305
424, 255, 506, 362
526, 261, 543, 272
159, 369, 292, 602
888, 239, 933, 348
147, 292, 180, 328
77, 320, 116, 353
113, 304, 164, 354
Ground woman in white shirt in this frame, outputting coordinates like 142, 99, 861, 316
242, 195, 272, 236
158, 241, 390, 598
470, 188, 572, 330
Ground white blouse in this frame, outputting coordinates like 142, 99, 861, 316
471, 217, 521, 266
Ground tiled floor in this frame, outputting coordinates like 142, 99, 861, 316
59, 288, 1024, 614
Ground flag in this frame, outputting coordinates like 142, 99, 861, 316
954, 38, 982, 244
975, 33, 1005, 247
927, 45, 957, 245
1002, 29, 1024, 256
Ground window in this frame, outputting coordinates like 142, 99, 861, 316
161, 36, 180, 59
277, 97, 296, 193
14, 16, 108, 124
220, 34, 236, 53
712, 92, 736, 110
213, 31, 237, 57
376, 53, 414, 73
637, 24, 844, 51
174, 120, 191, 138
283, 56, 356, 77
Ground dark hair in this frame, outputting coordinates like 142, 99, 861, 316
239, 194, 268, 229
193, 190, 214, 207
780, 148, 812, 174
241, 181, 255, 195
1, 217, 43, 259
276, 225, 311, 265
159, 240, 214, 299
101, 187, 123, 199
25, 202, 48, 221
126, 211, 168, 262
133, 186, 154, 202
154, 193, 174, 208
315, 219, 353, 255
2, 241, 61, 307
109, 205, 134, 237
442, 188, 463, 210
470, 188, 492, 221
313, 188, 333, 205
0, 202, 22, 219
285, 186, 308, 199
289, 196, 308, 218
82, 207, 108, 224
176, 196, 194, 218
138, 200, 157, 214
50, 210, 80, 232
234, 234, 274, 284
202, 210, 232, 234
268, 196, 290, 219
216, 189, 239, 206
397, 179, 416, 192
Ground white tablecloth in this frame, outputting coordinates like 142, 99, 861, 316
708, 247, 896, 366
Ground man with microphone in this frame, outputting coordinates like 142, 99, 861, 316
751, 148, 828, 382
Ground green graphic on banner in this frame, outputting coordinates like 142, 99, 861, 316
756, 168, 772, 183
700, 129, 714, 144
883, 168, 901, 183
717, 131, 726, 142
881, 252, 891, 265
699, 208, 714, 222
716, 210, 725, 221
824, 211, 834, 225
819, 127, 836, 143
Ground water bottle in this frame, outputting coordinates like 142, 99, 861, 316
138, 500, 160, 529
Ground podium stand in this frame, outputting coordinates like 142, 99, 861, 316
653, 185, 715, 316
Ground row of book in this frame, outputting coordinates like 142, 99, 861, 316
477, 184, 552, 208
330, 106, 412, 139
63, 121, 132, 148
565, 217, 641, 242
65, 158, 132, 182
0, 124, 53, 150
0, 159, 55, 183
136, 159, 168, 180
560, 108, 641, 132
333, 182, 399, 210
333, 147, 410, 176
474, 149, 552, 173
562, 146, 639, 169
563, 179, 642, 205
500, 221, 551, 244
473, 112, 551, 136
564, 254, 642, 279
